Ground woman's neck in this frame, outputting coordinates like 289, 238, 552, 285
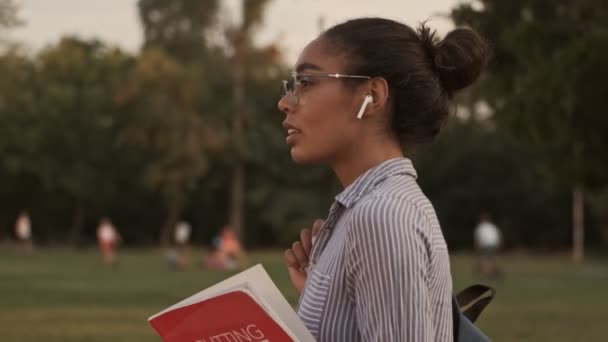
331, 139, 404, 188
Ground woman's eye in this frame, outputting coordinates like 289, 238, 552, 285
296, 77, 313, 87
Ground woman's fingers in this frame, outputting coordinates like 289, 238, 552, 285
284, 248, 299, 269
301, 228, 312, 255
286, 262, 307, 293
291, 241, 308, 271
311, 219, 324, 244
284, 218, 326, 293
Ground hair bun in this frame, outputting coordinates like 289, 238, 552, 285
432, 27, 490, 92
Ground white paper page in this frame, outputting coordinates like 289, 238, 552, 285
243, 268, 315, 342
148, 264, 315, 342
148, 264, 264, 318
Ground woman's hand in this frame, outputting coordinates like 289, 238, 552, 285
284, 219, 324, 294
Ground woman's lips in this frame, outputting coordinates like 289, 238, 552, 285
286, 128, 301, 144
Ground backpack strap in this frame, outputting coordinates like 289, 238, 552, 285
452, 296, 462, 339
455, 284, 496, 323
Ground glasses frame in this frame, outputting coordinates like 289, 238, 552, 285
281, 71, 371, 105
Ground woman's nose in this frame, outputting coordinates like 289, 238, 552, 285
277, 95, 291, 114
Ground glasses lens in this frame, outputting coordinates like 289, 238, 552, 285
280, 74, 298, 105
281, 77, 295, 95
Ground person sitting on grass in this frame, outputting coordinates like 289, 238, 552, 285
202, 225, 247, 271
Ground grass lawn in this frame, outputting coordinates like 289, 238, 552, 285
0, 248, 607, 341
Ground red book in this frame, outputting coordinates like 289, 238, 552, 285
148, 264, 315, 342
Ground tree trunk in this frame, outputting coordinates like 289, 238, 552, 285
572, 140, 584, 264
229, 90, 245, 242
229, 13, 246, 243
230, 161, 244, 242
68, 205, 85, 246
160, 200, 182, 247
572, 185, 584, 263
588, 188, 608, 247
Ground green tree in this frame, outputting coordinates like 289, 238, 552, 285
0, 48, 37, 241
451, 0, 608, 258
35, 38, 133, 243
138, 0, 219, 63
0, 0, 22, 47
136, 0, 287, 245
224, 0, 273, 242
412, 117, 573, 250
115, 48, 222, 246
0, 38, 133, 243
0, 0, 21, 29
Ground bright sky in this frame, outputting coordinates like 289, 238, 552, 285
9, 0, 462, 64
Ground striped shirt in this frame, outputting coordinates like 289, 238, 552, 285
297, 158, 453, 341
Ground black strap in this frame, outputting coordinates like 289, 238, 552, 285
451, 296, 461, 339
455, 284, 495, 323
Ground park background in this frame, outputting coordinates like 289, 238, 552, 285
1, 0, 607, 341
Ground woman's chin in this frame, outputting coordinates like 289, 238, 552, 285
290, 147, 322, 164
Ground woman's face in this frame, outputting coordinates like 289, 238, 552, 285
277, 38, 367, 164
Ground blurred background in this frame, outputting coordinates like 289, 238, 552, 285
0, 0, 607, 341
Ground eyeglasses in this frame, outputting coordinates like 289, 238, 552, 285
280, 71, 370, 105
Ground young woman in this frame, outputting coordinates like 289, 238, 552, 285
279, 18, 489, 341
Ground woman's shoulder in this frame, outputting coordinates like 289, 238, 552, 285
359, 176, 434, 216
348, 192, 432, 234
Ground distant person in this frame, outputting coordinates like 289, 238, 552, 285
166, 221, 192, 270
474, 212, 502, 278
203, 225, 246, 271
97, 217, 121, 268
219, 225, 246, 268
174, 221, 192, 246
14, 211, 33, 253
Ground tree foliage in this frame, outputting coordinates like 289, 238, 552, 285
0, 0, 21, 29
138, 0, 219, 63
450, 0, 608, 246
452, 0, 608, 188
0, 1, 606, 250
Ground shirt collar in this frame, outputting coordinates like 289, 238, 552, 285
335, 157, 417, 208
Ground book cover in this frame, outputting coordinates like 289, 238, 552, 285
148, 264, 315, 342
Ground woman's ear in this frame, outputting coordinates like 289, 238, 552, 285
370, 77, 389, 108
354, 77, 389, 119
368, 77, 390, 114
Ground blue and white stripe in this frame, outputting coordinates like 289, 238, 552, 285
297, 158, 453, 341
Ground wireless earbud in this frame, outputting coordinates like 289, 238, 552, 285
356, 95, 373, 119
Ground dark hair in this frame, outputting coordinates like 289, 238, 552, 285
321, 18, 489, 145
